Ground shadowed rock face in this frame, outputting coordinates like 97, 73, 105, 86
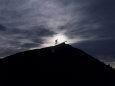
0, 43, 115, 86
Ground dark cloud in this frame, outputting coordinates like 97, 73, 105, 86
0, 0, 115, 67
0, 24, 6, 31
70, 0, 115, 65
0, 25, 55, 58
86, 0, 115, 38
21, 43, 40, 49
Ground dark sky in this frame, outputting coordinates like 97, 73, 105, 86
0, 0, 115, 67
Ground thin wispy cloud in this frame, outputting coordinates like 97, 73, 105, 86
0, 0, 115, 67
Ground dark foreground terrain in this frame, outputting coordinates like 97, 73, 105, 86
0, 43, 115, 86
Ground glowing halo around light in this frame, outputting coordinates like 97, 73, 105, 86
52, 34, 67, 44
37, 33, 81, 49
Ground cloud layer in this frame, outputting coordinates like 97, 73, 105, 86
0, 0, 115, 67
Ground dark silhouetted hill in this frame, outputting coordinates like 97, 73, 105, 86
0, 43, 115, 86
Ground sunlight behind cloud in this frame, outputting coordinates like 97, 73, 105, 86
52, 34, 67, 44
40, 34, 68, 47
36, 33, 86, 49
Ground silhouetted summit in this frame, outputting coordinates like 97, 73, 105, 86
0, 43, 115, 86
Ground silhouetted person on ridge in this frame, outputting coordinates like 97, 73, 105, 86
55, 39, 58, 45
